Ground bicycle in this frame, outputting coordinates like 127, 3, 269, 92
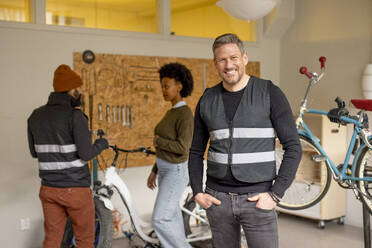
61, 132, 212, 248
275, 56, 372, 218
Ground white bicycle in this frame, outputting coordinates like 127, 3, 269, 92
61, 132, 211, 248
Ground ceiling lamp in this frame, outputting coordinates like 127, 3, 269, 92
216, 0, 279, 20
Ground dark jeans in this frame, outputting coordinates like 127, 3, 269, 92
205, 187, 278, 248
39, 185, 95, 248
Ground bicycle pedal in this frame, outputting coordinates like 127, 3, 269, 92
311, 154, 326, 162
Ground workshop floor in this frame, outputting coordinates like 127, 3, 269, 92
111, 213, 367, 248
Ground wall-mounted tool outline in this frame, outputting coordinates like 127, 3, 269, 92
106, 105, 111, 123
98, 103, 103, 121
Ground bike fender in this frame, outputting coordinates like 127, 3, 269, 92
97, 195, 114, 211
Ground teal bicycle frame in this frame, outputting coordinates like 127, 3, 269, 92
297, 108, 372, 183
295, 56, 372, 185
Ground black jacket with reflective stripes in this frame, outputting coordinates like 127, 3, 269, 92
27, 92, 108, 187
199, 77, 276, 183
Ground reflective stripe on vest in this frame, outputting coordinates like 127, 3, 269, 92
210, 129, 229, 141
208, 151, 228, 164
232, 151, 275, 164
35, 144, 77, 153
233, 128, 275, 138
210, 128, 275, 141
35, 144, 86, 170
39, 159, 87, 170
208, 151, 275, 164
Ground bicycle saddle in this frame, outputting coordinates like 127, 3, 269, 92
351, 99, 372, 111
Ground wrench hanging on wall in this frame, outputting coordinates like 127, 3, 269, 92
106, 105, 111, 123
128, 105, 133, 128
121, 105, 126, 126
117, 105, 121, 124
98, 103, 103, 121
112, 105, 116, 123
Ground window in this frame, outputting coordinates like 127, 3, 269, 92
171, 0, 256, 41
0, 0, 31, 23
46, 0, 157, 33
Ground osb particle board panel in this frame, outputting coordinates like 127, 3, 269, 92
74, 52, 260, 168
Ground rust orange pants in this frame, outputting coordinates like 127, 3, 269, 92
39, 185, 95, 248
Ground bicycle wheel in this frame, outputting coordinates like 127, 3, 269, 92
276, 134, 331, 210
182, 196, 212, 245
60, 197, 114, 248
355, 147, 372, 214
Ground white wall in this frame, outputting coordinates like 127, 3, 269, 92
1, 1, 372, 246
0, 21, 279, 247
280, 0, 372, 227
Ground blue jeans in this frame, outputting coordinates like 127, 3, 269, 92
152, 158, 191, 248
205, 187, 278, 248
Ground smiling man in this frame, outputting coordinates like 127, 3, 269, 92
188, 33, 302, 248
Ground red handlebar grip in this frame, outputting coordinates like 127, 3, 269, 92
300, 66, 312, 79
319, 56, 326, 68
299, 66, 307, 74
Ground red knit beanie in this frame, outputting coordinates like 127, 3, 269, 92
53, 64, 83, 92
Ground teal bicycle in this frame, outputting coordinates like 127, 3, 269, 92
275, 57, 372, 214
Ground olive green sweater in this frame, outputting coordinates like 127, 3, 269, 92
152, 104, 194, 172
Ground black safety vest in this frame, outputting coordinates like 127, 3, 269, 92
199, 77, 276, 183
28, 93, 90, 187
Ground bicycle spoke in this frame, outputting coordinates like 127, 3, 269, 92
277, 135, 331, 210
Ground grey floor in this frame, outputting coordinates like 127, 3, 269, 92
111, 213, 369, 248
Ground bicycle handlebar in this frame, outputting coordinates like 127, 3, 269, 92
94, 129, 156, 168
299, 56, 326, 80
299, 66, 312, 79
93, 129, 156, 155
110, 145, 156, 155
106, 145, 155, 168
297, 56, 327, 128
319, 56, 326, 69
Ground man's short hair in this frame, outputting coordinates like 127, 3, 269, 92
212, 33, 245, 57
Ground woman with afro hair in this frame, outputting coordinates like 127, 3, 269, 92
146, 62, 194, 248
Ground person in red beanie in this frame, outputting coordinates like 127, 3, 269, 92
27, 64, 109, 248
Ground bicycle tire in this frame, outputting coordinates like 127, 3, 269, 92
276, 134, 331, 210
60, 197, 114, 248
355, 146, 372, 214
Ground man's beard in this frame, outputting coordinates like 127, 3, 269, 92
221, 70, 243, 86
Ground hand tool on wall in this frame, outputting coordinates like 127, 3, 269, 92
98, 103, 103, 121
106, 105, 111, 123
112, 106, 116, 123
117, 105, 121, 124
128, 105, 133, 128
121, 105, 126, 126
125, 106, 129, 127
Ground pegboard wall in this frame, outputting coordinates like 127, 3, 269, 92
73, 52, 260, 168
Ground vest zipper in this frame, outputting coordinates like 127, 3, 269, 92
228, 120, 233, 166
